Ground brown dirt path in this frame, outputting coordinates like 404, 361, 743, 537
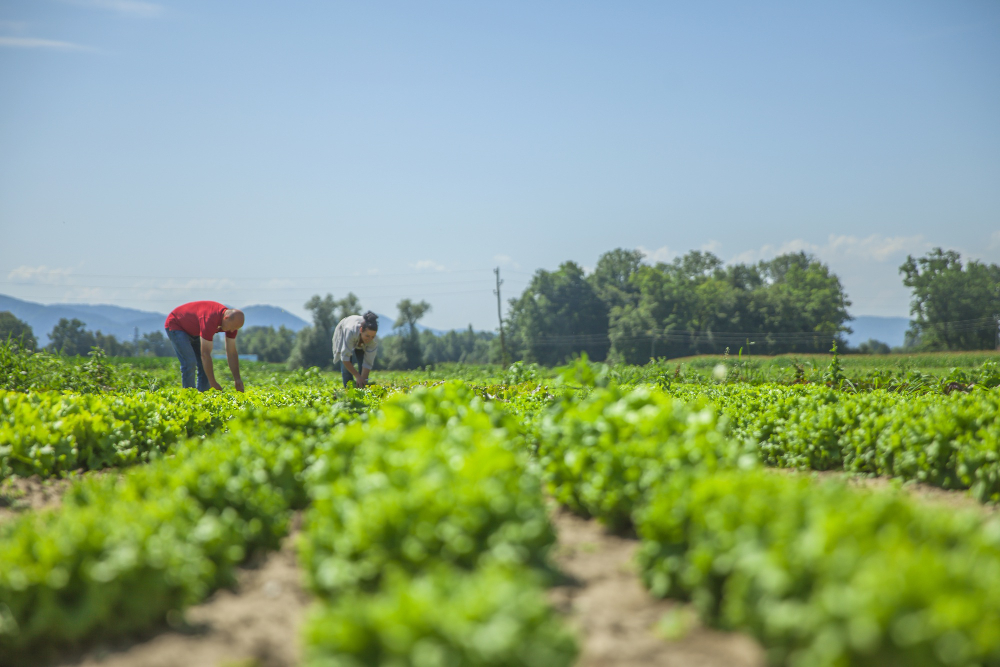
53, 516, 309, 667
7, 470, 994, 667
0, 476, 76, 523
771, 468, 1000, 515
547, 504, 765, 667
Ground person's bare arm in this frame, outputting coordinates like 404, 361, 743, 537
225, 337, 244, 392
358, 340, 376, 387
342, 358, 365, 387
200, 337, 223, 390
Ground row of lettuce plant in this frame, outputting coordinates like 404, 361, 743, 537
0, 383, 574, 666
536, 382, 1000, 667
298, 382, 577, 666
667, 384, 1000, 502
0, 385, 383, 480
0, 402, 356, 664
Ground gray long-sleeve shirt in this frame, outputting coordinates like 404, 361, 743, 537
331, 315, 378, 370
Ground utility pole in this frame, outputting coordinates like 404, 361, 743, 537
494, 267, 509, 368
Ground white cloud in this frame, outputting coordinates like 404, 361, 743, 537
411, 260, 446, 272
0, 36, 92, 51
729, 240, 815, 265
637, 245, 676, 264
62, 0, 163, 18
700, 240, 722, 253
824, 234, 928, 261
7, 265, 74, 284
730, 234, 929, 265
493, 254, 521, 270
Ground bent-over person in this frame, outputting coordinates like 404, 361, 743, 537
332, 311, 378, 388
165, 301, 245, 392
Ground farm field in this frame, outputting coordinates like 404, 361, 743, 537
2, 344, 1000, 666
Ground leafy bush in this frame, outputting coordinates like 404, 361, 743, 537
304, 564, 576, 667
0, 405, 354, 663
537, 384, 753, 530
636, 470, 1000, 667
299, 382, 575, 666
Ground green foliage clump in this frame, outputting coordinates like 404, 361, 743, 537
712, 384, 1000, 501
0, 342, 158, 393
0, 313, 35, 352
237, 325, 297, 363
636, 470, 1000, 667
304, 563, 576, 667
537, 383, 754, 530
502, 361, 540, 386
0, 405, 354, 663
506, 261, 610, 365
901, 248, 1000, 351
300, 382, 574, 666
538, 380, 1000, 666
288, 293, 362, 370
0, 384, 365, 481
604, 249, 852, 363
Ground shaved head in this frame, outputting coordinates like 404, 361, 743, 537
222, 308, 245, 331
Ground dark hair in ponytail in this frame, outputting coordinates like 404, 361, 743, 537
361, 311, 379, 331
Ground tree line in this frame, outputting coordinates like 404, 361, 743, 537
502, 246, 999, 364
0, 314, 175, 357
0, 296, 497, 371
250, 293, 496, 370
2, 246, 996, 368
506, 248, 853, 364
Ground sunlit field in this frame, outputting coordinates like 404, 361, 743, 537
2, 342, 1000, 666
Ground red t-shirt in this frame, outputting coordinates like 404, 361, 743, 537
165, 301, 238, 341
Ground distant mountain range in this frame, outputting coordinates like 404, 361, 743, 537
0, 294, 446, 345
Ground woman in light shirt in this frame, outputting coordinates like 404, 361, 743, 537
332, 311, 379, 388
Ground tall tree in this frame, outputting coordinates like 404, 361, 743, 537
394, 299, 431, 369
420, 326, 496, 365
288, 293, 363, 369
134, 331, 173, 357
48, 318, 97, 356
239, 325, 297, 363
752, 252, 852, 351
0, 312, 36, 351
900, 248, 1000, 350
336, 293, 363, 322
589, 248, 644, 313
605, 250, 851, 363
507, 261, 609, 365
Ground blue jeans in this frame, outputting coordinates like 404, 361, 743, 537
341, 350, 364, 388
166, 328, 210, 391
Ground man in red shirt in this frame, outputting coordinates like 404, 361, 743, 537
164, 301, 245, 392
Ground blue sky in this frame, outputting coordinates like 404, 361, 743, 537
1, 1, 998, 331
